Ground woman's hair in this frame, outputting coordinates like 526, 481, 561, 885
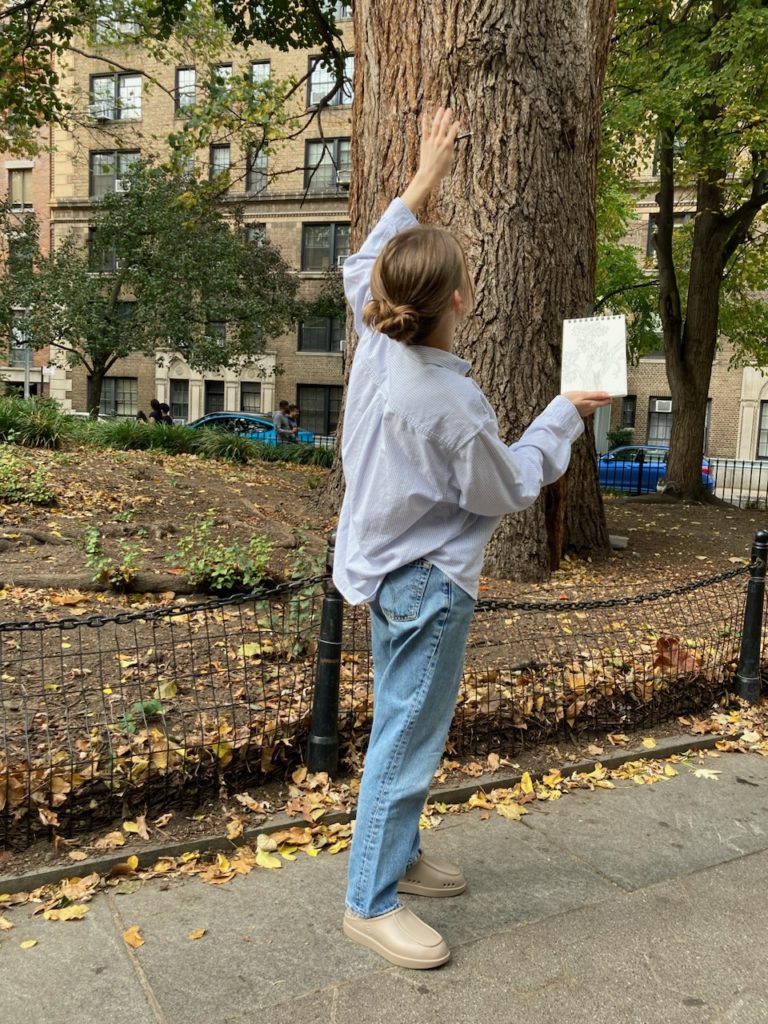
362, 226, 474, 345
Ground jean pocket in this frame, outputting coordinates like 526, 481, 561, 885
377, 560, 432, 622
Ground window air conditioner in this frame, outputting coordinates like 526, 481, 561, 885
336, 255, 348, 268
336, 168, 351, 186
114, 179, 130, 193
89, 102, 113, 122
651, 399, 672, 414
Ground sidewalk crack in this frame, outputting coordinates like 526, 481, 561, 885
106, 893, 169, 1024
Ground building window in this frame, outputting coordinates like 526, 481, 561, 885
209, 144, 231, 181
88, 228, 117, 273
301, 222, 350, 271
90, 377, 138, 418
251, 60, 270, 84
94, 2, 139, 40
305, 138, 351, 191
240, 382, 261, 413
246, 148, 268, 194
89, 73, 142, 121
621, 395, 637, 428
299, 316, 344, 353
758, 403, 768, 459
647, 397, 673, 447
646, 211, 693, 258
89, 150, 140, 198
297, 384, 342, 435
204, 380, 225, 414
334, 2, 353, 18
175, 67, 196, 112
9, 309, 30, 365
246, 223, 266, 245
307, 54, 354, 107
169, 379, 189, 422
205, 319, 227, 344
8, 168, 33, 210
213, 63, 232, 87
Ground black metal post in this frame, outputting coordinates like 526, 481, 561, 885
307, 531, 343, 774
733, 529, 768, 704
635, 448, 645, 496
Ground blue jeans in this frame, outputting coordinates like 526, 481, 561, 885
345, 559, 476, 918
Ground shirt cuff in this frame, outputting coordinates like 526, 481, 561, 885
548, 395, 585, 441
389, 197, 420, 230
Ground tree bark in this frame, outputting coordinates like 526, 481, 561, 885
327, 0, 615, 579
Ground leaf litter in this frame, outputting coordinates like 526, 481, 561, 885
4, 705, 767, 945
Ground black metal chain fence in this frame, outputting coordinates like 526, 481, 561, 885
0, 558, 759, 849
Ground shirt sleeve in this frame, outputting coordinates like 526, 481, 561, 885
342, 198, 419, 337
452, 396, 585, 516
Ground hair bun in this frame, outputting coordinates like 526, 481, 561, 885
363, 298, 420, 343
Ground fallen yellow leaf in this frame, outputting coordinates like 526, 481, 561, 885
520, 772, 534, 795
20, 939, 38, 949
496, 802, 526, 821
641, 738, 657, 749
0, 916, 14, 930
123, 925, 144, 949
43, 905, 89, 922
188, 928, 206, 941
255, 849, 282, 869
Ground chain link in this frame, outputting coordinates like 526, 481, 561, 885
475, 561, 754, 614
0, 574, 330, 634
0, 562, 755, 634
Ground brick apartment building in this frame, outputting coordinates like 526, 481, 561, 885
2, 6, 766, 452
3, 3, 354, 435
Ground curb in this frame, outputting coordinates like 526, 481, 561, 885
0, 733, 719, 896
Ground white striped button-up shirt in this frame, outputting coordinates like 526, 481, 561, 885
333, 198, 584, 605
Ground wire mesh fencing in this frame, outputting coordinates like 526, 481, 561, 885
0, 578, 326, 849
337, 565, 752, 762
0, 560, 757, 849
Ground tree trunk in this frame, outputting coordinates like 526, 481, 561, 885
328, 0, 614, 579
663, 189, 724, 500
89, 363, 106, 419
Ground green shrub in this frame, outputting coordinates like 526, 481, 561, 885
86, 419, 155, 451
194, 428, 257, 464
146, 424, 199, 456
169, 511, 272, 593
606, 426, 634, 451
83, 527, 141, 590
0, 448, 56, 505
0, 396, 72, 449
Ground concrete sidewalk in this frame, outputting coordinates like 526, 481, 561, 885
4, 748, 768, 1024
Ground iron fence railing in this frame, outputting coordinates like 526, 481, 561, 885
597, 448, 768, 507
0, 540, 762, 849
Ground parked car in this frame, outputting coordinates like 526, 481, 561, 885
597, 445, 716, 494
187, 411, 315, 446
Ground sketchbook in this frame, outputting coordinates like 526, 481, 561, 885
560, 314, 627, 397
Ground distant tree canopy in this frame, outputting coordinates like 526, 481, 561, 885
602, 0, 768, 497
0, 0, 348, 154
0, 164, 302, 413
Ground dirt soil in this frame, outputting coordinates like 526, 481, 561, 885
0, 447, 763, 620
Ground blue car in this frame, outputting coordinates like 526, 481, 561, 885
597, 445, 716, 494
188, 411, 314, 446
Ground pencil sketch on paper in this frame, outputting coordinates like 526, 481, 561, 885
560, 315, 628, 397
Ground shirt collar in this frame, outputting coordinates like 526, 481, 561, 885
405, 344, 471, 376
